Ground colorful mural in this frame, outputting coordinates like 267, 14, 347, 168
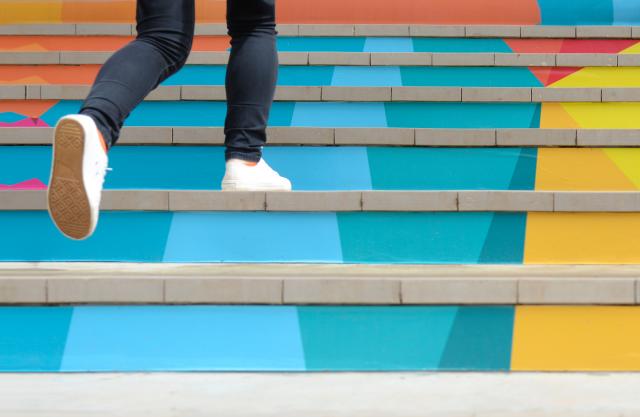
1, 0, 639, 25
2, 305, 640, 372
0, 209, 638, 264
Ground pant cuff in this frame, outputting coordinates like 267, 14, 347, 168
225, 150, 262, 163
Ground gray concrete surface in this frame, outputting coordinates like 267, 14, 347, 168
2, 262, 640, 305
1, 372, 639, 417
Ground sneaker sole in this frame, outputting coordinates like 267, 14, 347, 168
48, 118, 92, 240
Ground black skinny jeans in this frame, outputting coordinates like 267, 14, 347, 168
80, 0, 278, 162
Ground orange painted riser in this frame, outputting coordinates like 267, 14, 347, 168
0, 0, 541, 24
0, 36, 230, 52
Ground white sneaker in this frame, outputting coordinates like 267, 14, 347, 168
47, 114, 110, 240
221, 158, 292, 191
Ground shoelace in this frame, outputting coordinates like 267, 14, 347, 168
94, 160, 112, 188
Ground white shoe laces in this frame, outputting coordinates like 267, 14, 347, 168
94, 160, 112, 188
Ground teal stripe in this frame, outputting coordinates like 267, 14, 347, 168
0, 146, 540, 191
32, 101, 544, 129
366, 148, 531, 190
538, 0, 614, 25
337, 212, 494, 264
509, 148, 538, 190
0, 112, 27, 123
0, 307, 73, 372
143, 65, 544, 88
0, 212, 172, 262
478, 213, 527, 264
163, 65, 335, 86
0, 306, 517, 372
0, 211, 531, 263
438, 307, 515, 371
399, 67, 542, 87
298, 306, 458, 371
384, 103, 541, 129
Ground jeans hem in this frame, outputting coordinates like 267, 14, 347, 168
225, 151, 262, 163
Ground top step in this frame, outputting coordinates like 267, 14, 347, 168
2, 24, 640, 39
1, 0, 639, 27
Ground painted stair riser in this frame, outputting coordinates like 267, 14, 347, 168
12, 85, 640, 103
0, 100, 545, 128
6, 51, 640, 68
7, 99, 640, 128
2, 0, 640, 26
5, 146, 640, 192
3, 210, 640, 264
9, 65, 640, 89
1, 65, 630, 88
1, 146, 537, 191
4, 37, 640, 54
3, 305, 640, 372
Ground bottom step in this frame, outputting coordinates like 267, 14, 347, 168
2, 304, 640, 372
1, 372, 640, 417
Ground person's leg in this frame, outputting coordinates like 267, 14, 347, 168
48, 0, 195, 240
80, 0, 195, 149
221, 0, 291, 191
224, 0, 278, 162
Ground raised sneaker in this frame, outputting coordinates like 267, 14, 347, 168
47, 114, 110, 240
221, 158, 292, 191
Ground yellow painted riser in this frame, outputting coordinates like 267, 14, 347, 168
512, 307, 640, 371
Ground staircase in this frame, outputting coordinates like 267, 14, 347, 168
2, 0, 640, 414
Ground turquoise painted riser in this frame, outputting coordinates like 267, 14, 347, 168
0, 306, 514, 372
0, 211, 526, 264
0, 146, 537, 191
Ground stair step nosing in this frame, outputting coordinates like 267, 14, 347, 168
3, 127, 640, 147
0, 51, 633, 67
8, 85, 640, 103
3, 190, 640, 213
0, 270, 637, 305
1, 24, 639, 39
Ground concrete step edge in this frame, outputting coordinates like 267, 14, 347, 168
0, 51, 635, 66
1, 23, 639, 39
8, 85, 640, 103
1, 127, 637, 147
1, 263, 639, 305
3, 190, 640, 212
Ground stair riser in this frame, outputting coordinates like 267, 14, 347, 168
7, 100, 640, 129
1, 305, 640, 372
2, 211, 640, 264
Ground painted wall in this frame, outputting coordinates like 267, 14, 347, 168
0, 0, 638, 25
2, 305, 640, 372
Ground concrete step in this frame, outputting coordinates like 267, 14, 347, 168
0, 127, 636, 147
1, 263, 639, 305
5, 190, 640, 212
1, 23, 639, 39
1, 50, 635, 66
1, 372, 639, 417
6, 84, 640, 103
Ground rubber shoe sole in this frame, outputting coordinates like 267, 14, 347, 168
47, 118, 93, 240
